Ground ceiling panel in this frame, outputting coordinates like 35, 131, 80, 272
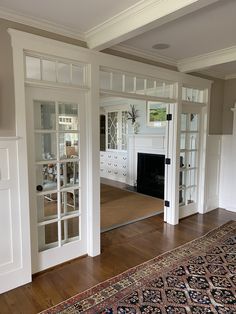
121, 0, 236, 60
0, 0, 141, 32
208, 61, 236, 76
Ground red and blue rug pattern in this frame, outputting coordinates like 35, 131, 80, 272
40, 221, 236, 313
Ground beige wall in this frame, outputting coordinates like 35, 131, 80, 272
208, 78, 224, 134
190, 72, 224, 135
0, 18, 227, 136
0, 18, 86, 137
0, 20, 15, 136
222, 79, 236, 134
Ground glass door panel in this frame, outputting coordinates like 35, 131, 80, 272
34, 100, 80, 253
179, 111, 200, 217
27, 87, 87, 273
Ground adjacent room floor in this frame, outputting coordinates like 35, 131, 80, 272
101, 180, 164, 231
0, 208, 235, 313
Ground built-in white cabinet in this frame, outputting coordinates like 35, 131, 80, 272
100, 105, 128, 183
100, 151, 128, 182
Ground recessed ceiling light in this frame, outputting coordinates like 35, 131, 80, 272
152, 43, 170, 50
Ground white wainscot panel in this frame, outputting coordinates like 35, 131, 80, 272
0, 148, 10, 180
219, 135, 236, 212
204, 135, 221, 212
0, 189, 12, 266
0, 139, 30, 294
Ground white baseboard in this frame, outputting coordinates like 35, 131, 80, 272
219, 200, 236, 212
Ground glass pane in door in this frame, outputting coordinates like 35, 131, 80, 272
37, 193, 58, 222
34, 101, 56, 130
35, 133, 57, 161
38, 222, 58, 251
58, 103, 79, 131
61, 190, 79, 215
59, 133, 79, 159
36, 163, 57, 192
61, 216, 80, 243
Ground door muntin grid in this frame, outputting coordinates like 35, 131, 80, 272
179, 113, 199, 206
34, 100, 81, 252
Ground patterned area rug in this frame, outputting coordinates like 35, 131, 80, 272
41, 221, 236, 314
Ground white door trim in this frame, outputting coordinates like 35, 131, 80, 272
7, 29, 212, 291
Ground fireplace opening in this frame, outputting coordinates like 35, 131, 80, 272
137, 153, 165, 199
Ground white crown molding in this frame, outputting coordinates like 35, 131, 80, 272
0, 6, 85, 41
225, 73, 236, 80
178, 46, 236, 73
110, 44, 177, 67
85, 0, 220, 50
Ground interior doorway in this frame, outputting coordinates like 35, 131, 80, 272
99, 97, 169, 231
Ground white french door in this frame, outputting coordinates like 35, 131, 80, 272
179, 105, 202, 219
26, 87, 87, 273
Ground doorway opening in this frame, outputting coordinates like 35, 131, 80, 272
99, 97, 168, 232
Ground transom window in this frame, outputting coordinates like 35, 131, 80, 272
25, 54, 88, 88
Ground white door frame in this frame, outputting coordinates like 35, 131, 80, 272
7, 28, 212, 290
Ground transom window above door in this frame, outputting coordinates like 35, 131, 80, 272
25, 54, 89, 88
100, 67, 177, 100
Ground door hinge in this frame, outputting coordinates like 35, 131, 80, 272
166, 113, 172, 121
165, 158, 171, 165
165, 200, 170, 207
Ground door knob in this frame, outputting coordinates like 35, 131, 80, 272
36, 185, 43, 192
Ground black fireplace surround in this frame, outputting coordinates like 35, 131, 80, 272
137, 153, 165, 199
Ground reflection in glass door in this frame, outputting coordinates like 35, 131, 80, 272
35, 101, 80, 251
179, 111, 200, 218
27, 88, 87, 273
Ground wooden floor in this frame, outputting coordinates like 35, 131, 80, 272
101, 183, 163, 231
0, 208, 235, 313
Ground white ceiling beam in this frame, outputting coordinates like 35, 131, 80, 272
178, 46, 236, 73
86, 0, 220, 51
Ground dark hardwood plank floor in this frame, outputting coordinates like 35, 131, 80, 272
0, 208, 235, 313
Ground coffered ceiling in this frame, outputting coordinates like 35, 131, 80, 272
0, 0, 236, 79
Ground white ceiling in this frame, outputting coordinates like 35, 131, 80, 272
121, 0, 236, 60
0, 0, 140, 32
0, 0, 236, 78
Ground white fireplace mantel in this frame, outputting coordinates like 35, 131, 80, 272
127, 133, 166, 186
